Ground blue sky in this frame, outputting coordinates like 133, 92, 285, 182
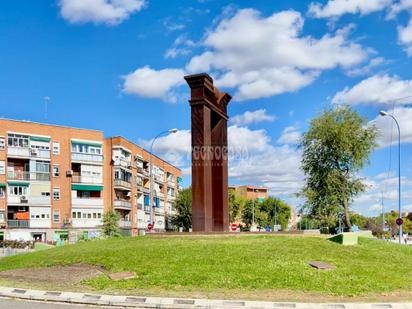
0, 0, 411, 216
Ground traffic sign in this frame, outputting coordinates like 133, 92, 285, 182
231, 223, 238, 231
147, 223, 154, 230
396, 218, 403, 226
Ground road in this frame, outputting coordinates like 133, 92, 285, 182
0, 298, 103, 308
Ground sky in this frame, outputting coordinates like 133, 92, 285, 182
0, 0, 411, 216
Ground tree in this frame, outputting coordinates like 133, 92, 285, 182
300, 106, 378, 230
260, 197, 291, 230
228, 189, 244, 223
171, 188, 192, 231
102, 210, 121, 237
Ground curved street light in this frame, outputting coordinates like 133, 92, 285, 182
379, 111, 402, 244
149, 128, 178, 230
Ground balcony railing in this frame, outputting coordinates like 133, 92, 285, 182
155, 207, 164, 214
114, 179, 132, 189
167, 180, 175, 187
155, 192, 164, 199
72, 197, 104, 207
71, 152, 103, 164
72, 175, 103, 184
119, 219, 132, 228
8, 220, 29, 228
144, 205, 151, 212
113, 199, 132, 209
7, 171, 50, 181
113, 158, 132, 169
7, 146, 30, 158
154, 175, 164, 183
30, 148, 50, 159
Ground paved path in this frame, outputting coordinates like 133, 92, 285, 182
0, 298, 100, 308
1, 287, 412, 309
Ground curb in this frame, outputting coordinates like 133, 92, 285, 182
0, 287, 411, 309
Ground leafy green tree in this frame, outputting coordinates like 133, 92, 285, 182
171, 188, 192, 231
102, 210, 121, 237
241, 199, 267, 228
300, 106, 378, 230
229, 189, 244, 223
260, 197, 291, 230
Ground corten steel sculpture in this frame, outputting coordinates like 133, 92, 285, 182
185, 73, 232, 232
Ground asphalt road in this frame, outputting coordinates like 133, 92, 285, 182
0, 298, 102, 308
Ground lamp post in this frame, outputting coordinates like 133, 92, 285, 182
379, 111, 402, 244
251, 188, 258, 232
149, 128, 178, 230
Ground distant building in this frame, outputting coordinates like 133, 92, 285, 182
229, 185, 268, 201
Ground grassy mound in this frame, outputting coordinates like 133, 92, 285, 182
0, 235, 410, 297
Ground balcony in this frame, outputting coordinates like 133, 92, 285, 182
8, 220, 29, 228
72, 197, 104, 207
154, 175, 164, 183
142, 187, 150, 194
7, 171, 50, 182
7, 195, 29, 205
30, 148, 50, 159
155, 192, 164, 199
137, 203, 143, 210
155, 207, 164, 214
167, 194, 175, 200
71, 152, 103, 164
7, 146, 30, 158
30, 196, 51, 206
144, 205, 151, 212
113, 199, 132, 210
114, 179, 132, 190
119, 219, 132, 228
167, 180, 175, 187
113, 158, 132, 169
72, 175, 103, 184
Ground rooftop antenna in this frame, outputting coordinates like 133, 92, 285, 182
43, 96, 51, 120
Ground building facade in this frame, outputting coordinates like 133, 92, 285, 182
229, 185, 268, 201
0, 119, 181, 241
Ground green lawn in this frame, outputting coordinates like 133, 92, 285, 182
0, 235, 411, 298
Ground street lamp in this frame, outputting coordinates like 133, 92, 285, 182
251, 188, 258, 232
149, 128, 178, 230
379, 111, 402, 244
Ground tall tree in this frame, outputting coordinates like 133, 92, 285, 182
260, 197, 291, 230
300, 106, 378, 230
228, 189, 244, 223
171, 188, 192, 231
102, 210, 121, 237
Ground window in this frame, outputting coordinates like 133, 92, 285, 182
79, 191, 90, 198
53, 210, 60, 223
97, 213, 102, 219
52, 142, 60, 155
53, 188, 60, 200
9, 186, 28, 196
0, 213, 4, 222
53, 165, 60, 177
41, 192, 50, 196
0, 137, 4, 150
0, 187, 5, 198
8, 134, 29, 148
0, 161, 4, 175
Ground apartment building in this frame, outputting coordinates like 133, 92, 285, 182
229, 185, 268, 201
104, 137, 181, 236
0, 119, 181, 241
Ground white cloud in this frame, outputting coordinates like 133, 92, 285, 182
346, 57, 385, 77
308, 0, 392, 18
59, 0, 145, 25
122, 66, 185, 103
371, 106, 412, 147
277, 125, 302, 145
398, 18, 412, 55
388, 0, 412, 17
332, 75, 412, 106
185, 9, 367, 101
230, 109, 276, 126
164, 35, 196, 59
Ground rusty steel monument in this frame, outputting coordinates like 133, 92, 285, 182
184, 73, 232, 232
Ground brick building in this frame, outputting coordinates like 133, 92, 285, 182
0, 119, 181, 241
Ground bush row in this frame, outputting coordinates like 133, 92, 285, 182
0, 240, 35, 249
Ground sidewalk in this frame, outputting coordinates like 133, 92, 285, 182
0, 286, 411, 309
